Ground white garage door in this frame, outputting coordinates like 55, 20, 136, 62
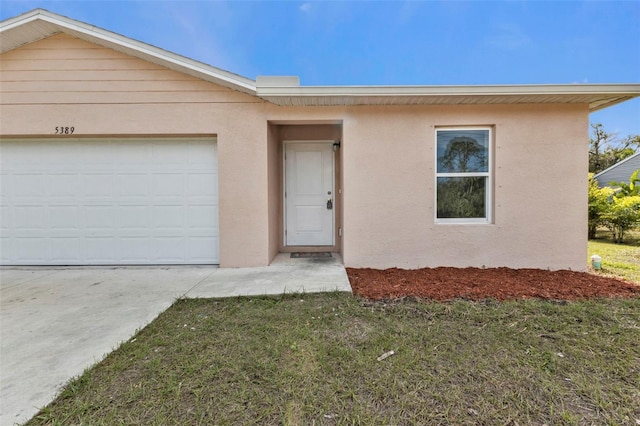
0, 138, 219, 265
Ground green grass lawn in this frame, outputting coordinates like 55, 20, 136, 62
588, 228, 640, 283
29, 293, 640, 426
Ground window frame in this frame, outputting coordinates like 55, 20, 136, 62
434, 126, 492, 224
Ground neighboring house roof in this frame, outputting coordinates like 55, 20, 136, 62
2, 8, 640, 110
593, 152, 640, 187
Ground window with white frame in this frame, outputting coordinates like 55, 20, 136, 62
435, 127, 491, 223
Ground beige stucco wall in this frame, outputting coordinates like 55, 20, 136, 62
0, 34, 271, 267
336, 104, 588, 270
1, 34, 590, 270
261, 104, 588, 270
266, 122, 280, 263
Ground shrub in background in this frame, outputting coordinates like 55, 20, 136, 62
601, 195, 640, 243
588, 173, 615, 239
609, 169, 640, 198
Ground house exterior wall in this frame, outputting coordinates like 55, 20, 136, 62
1, 34, 590, 270
0, 34, 271, 267
261, 104, 588, 271
336, 104, 588, 270
266, 122, 280, 263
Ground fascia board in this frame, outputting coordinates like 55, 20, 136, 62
257, 83, 640, 111
257, 83, 640, 97
0, 8, 47, 31
1, 9, 257, 95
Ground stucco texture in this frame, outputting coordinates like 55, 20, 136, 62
335, 104, 588, 270
1, 34, 589, 270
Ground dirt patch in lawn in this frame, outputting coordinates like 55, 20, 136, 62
346, 267, 640, 301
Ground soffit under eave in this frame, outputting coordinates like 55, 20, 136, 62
0, 19, 61, 52
258, 93, 636, 111
588, 96, 634, 112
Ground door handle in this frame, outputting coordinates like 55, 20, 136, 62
327, 197, 333, 210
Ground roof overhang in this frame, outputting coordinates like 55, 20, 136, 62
0, 9, 257, 95
256, 83, 640, 112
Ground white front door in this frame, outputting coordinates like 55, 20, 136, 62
285, 142, 334, 246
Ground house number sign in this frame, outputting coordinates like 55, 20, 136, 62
54, 126, 75, 135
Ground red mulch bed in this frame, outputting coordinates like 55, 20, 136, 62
346, 267, 640, 301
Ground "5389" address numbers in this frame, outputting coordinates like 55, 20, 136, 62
54, 126, 75, 135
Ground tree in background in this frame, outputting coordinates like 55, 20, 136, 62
589, 123, 639, 174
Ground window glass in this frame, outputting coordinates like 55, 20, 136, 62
437, 177, 486, 219
435, 128, 491, 223
437, 130, 489, 173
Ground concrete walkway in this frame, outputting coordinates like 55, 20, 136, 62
0, 254, 351, 426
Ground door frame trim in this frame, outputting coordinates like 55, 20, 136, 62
283, 140, 336, 247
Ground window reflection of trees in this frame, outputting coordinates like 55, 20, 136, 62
437, 177, 486, 218
437, 134, 488, 219
441, 136, 487, 173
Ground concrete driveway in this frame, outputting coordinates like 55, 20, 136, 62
1, 254, 351, 425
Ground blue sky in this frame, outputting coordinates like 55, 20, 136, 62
2, 0, 639, 140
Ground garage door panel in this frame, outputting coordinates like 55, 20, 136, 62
82, 143, 118, 169
47, 174, 80, 196
188, 173, 217, 196
152, 205, 186, 228
118, 238, 151, 262
118, 142, 153, 166
50, 238, 82, 262
14, 174, 44, 196
188, 140, 217, 167
2, 142, 37, 165
16, 238, 47, 262
152, 143, 188, 167
0, 173, 10, 197
117, 206, 149, 229
189, 205, 218, 229
117, 174, 150, 196
0, 138, 219, 265
84, 237, 116, 263
82, 174, 114, 197
153, 237, 186, 261
42, 143, 76, 166
49, 206, 80, 229
153, 174, 186, 196
83, 206, 116, 229
188, 236, 219, 261
0, 237, 12, 260
0, 206, 10, 230
14, 206, 45, 230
